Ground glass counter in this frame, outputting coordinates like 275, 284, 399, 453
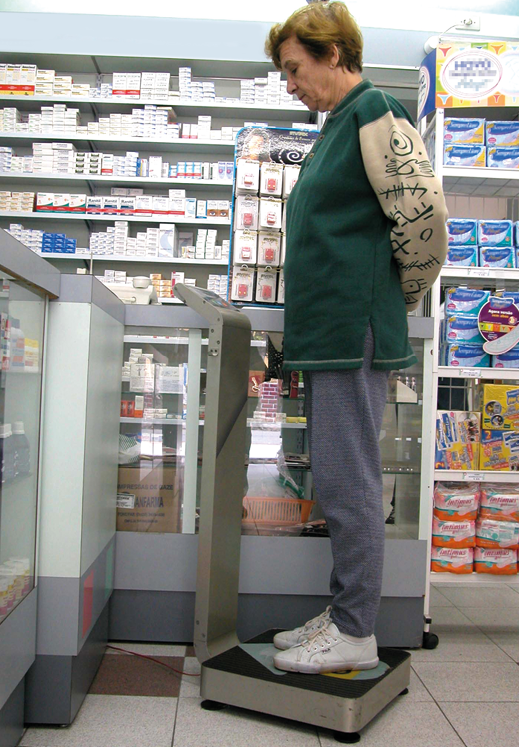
0, 275, 45, 624
117, 329, 425, 541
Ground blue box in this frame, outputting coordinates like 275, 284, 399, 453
444, 246, 478, 267
446, 219, 478, 246
478, 220, 513, 247
444, 118, 485, 144
479, 246, 515, 268
445, 287, 490, 316
445, 314, 483, 344
493, 348, 519, 368
444, 144, 486, 167
486, 121, 519, 147
440, 343, 491, 368
487, 146, 519, 169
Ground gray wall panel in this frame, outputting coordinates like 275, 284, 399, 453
24, 656, 72, 725
35, 578, 80, 657
109, 590, 424, 648
0, 680, 24, 747
77, 538, 115, 652
56, 275, 125, 324
114, 534, 427, 598
0, 590, 37, 712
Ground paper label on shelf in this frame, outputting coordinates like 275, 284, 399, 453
156, 365, 183, 394
117, 492, 136, 509
463, 472, 484, 481
460, 368, 479, 378
467, 268, 490, 278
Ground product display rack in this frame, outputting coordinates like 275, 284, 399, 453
419, 101, 519, 599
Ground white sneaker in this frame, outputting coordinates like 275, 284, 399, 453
273, 622, 379, 674
273, 606, 332, 650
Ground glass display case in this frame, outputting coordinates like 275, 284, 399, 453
0, 274, 45, 625
116, 329, 425, 541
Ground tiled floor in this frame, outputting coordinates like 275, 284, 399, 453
19, 583, 519, 747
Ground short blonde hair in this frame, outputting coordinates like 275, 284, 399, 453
265, 2, 363, 73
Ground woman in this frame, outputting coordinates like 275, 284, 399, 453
265, 1, 447, 674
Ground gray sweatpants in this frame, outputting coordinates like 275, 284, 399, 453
303, 328, 389, 638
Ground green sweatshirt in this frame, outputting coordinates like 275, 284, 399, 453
284, 79, 448, 371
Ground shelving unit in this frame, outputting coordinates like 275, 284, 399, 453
0, 211, 231, 225
419, 100, 519, 601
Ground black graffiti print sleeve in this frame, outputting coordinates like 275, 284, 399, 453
359, 101, 448, 311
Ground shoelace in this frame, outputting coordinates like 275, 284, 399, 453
302, 605, 331, 633
303, 625, 338, 653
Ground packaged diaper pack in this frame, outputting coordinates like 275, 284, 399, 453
445, 315, 483, 344
444, 144, 486, 167
433, 482, 480, 521
479, 484, 519, 522
476, 518, 519, 549
493, 348, 519, 368
446, 220, 478, 246
487, 146, 519, 169
432, 517, 476, 548
474, 547, 518, 574
478, 220, 513, 247
444, 118, 485, 144
435, 410, 481, 470
445, 287, 489, 315
486, 121, 519, 147
444, 246, 478, 267
440, 343, 491, 368
479, 246, 515, 268
431, 547, 474, 574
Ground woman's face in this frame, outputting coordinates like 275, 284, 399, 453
248, 135, 265, 158
279, 35, 336, 112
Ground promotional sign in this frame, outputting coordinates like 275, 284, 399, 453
478, 296, 519, 355
418, 40, 519, 119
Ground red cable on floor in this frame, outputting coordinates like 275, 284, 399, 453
106, 644, 200, 676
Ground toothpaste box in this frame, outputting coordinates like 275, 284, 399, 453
440, 343, 491, 368
479, 246, 515, 268
446, 219, 478, 246
478, 219, 513, 247
493, 348, 519, 369
487, 146, 519, 169
445, 287, 490, 315
486, 121, 519, 147
480, 429, 519, 471
444, 144, 486, 167
444, 246, 478, 267
435, 410, 481, 471
444, 118, 485, 144
445, 314, 483, 344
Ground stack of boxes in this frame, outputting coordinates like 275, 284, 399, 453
52, 76, 73, 97
178, 67, 215, 102
5, 223, 86, 255
0, 108, 21, 130
112, 72, 141, 99
0, 64, 36, 96
239, 73, 300, 107
445, 218, 518, 268
444, 118, 519, 168
431, 481, 519, 575
0, 192, 35, 212
140, 73, 170, 102
32, 141, 76, 173
0, 146, 12, 171
35, 69, 55, 96
207, 273, 228, 299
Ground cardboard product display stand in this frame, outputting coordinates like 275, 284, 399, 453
228, 126, 318, 307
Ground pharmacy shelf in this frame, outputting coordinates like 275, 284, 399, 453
0, 172, 232, 189
36, 252, 87, 260
92, 256, 229, 265
0, 132, 236, 153
441, 267, 519, 282
432, 573, 519, 585
442, 166, 519, 198
0, 95, 308, 119
0, 211, 231, 226
248, 420, 306, 429
434, 470, 519, 483
437, 366, 519, 380
120, 417, 189, 425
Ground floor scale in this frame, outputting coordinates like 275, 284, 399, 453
173, 284, 411, 744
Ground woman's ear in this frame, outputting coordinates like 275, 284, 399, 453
328, 44, 340, 70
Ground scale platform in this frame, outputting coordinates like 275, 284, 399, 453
200, 630, 411, 743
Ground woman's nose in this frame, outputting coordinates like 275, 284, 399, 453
286, 75, 297, 95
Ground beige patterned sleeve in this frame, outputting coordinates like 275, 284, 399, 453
359, 110, 448, 311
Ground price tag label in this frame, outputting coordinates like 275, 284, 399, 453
463, 472, 484, 482
468, 268, 490, 278
460, 368, 479, 378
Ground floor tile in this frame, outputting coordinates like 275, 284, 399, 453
20, 695, 177, 747
459, 606, 519, 629
106, 642, 187, 657
173, 696, 320, 746
89, 653, 183, 697
439, 702, 519, 747
412, 662, 519, 701
430, 585, 455, 607
483, 631, 519, 662
438, 585, 519, 608
409, 627, 511, 663
406, 668, 434, 702
429, 606, 478, 629
318, 701, 464, 746
179, 656, 202, 699
185, 645, 195, 657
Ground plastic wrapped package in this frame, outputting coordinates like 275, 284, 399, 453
432, 517, 476, 548
433, 481, 480, 521
474, 547, 518, 574
476, 519, 519, 549
431, 547, 474, 574
479, 484, 519, 522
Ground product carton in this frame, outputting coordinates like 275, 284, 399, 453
435, 410, 481, 470
117, 465, 182, 532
